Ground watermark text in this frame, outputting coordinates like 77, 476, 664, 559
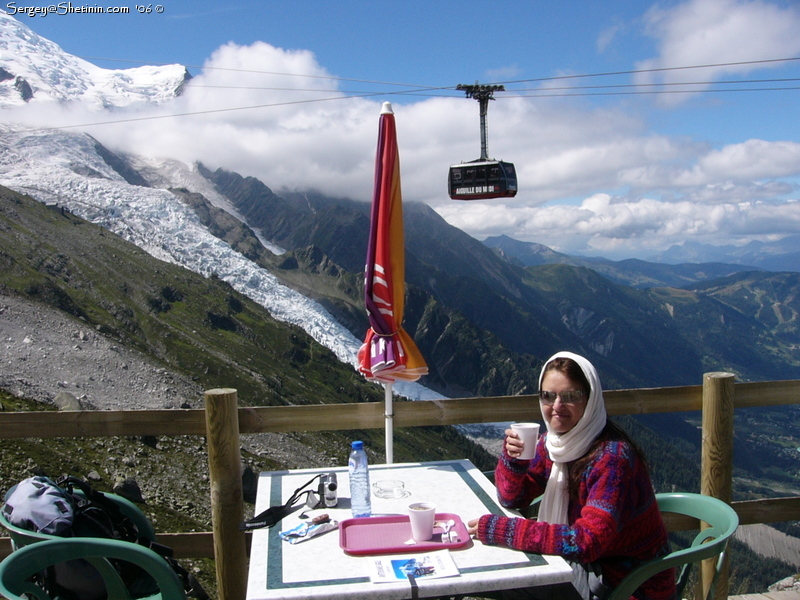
6, 2, 166, 16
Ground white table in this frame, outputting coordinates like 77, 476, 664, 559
245, 459, 572, 600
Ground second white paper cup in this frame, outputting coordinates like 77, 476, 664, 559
511, 422, 540, 460
408, 502, 436, 541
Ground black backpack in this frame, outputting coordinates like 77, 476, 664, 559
2, 476, 208, 600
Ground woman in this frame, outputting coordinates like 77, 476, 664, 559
467, 351, 675, 600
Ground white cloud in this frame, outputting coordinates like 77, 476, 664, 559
697, 140, 800, 180
597, 24, 623, 54
615, 140, 800, 191
91, 41, 382, 198
436, 193, 800, 259
637, 0, 800, 95
99, 31, 800, 259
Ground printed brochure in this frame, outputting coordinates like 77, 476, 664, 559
368, 549, 460, 583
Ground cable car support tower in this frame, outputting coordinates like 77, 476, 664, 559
457, 83, 503, 161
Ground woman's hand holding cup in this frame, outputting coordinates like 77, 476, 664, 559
505, 428, 525, 458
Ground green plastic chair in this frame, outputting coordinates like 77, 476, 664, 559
607, 492, 739, 600
0, 537, 186, 600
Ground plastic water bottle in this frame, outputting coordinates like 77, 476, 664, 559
348, 440, 372, 518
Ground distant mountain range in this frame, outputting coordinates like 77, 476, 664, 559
483, 234, 799, 287
649, 236, 800, 271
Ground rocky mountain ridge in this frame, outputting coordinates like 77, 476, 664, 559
483, 233, 786, 288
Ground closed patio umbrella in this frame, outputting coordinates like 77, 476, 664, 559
358, 102, 428, 464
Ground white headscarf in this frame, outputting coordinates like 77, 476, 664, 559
536, 351, 607, 525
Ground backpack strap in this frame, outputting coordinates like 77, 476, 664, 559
56, 476, 138, 542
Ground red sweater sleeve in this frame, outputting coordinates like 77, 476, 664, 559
493, 434, 549, 510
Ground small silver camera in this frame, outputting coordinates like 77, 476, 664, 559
318, 473, 338, 508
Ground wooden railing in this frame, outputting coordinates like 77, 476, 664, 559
1, 375, 799, 600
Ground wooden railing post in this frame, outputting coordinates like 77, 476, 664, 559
205, 388, 247, 600
701, 372, 735, 600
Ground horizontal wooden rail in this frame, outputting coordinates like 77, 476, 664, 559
661, 497, 800, 532
5, 502, 786, 560
157, 532, 216, 559
0, 408, 208, 438
733, 496, 800, 526
0, 380, 800, 438
2, 380, 797, 439
732, 380, 800, 408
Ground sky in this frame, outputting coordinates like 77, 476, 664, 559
5, 0, 800, 260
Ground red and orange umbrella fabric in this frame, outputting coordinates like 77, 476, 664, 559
358, 102, 428, 462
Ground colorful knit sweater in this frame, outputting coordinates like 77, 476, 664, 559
476, 433, 675, 600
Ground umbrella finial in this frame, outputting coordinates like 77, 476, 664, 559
381, 101, 394, 115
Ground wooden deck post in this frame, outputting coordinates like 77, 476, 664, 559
701, 372, 735, 600
205, 388, 247, 600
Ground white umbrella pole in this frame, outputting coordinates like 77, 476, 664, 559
384, 382, 394, 464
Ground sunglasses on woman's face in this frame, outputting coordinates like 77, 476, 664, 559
539, 390, 586, 405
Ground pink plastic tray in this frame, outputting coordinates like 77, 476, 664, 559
339, 512, 470, 555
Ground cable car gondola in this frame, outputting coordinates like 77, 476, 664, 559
448, 83, 518, 201
448, 159, 517, 201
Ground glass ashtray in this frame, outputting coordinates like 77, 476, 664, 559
372, 479, 409, 499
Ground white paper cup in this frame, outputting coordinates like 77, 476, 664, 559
408, 502, 436, 541
511, 422, 540, 460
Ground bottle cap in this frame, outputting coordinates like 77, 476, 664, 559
351, 440, 364, 450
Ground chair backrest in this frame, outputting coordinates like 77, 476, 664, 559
0, 537, 186, 600
607, 492, 739, 600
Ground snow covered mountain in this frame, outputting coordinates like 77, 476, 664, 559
0, 13, 442, 402
0, 11, 189, 107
